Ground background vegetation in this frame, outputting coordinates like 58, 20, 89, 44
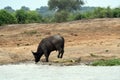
0, 0, 120, 26
91, 59, 120, 66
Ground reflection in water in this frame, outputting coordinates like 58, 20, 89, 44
0, 63, 120, 80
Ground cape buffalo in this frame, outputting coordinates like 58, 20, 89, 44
32, 35, 64, 63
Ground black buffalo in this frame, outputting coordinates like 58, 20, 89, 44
32, 35, 65, 63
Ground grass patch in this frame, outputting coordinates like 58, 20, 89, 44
90, 53, 98, 57
105, 50, 109, 52
91, 58, 120, 66
23, 30, 37, 35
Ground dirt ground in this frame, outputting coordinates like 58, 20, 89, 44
0, 18, 120, 65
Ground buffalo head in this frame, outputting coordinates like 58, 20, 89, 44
31, 51, 40, 63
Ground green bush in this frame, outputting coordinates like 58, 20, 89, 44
0, 6, 120, 25
112, 8, 120, 18
91, 59, 120, 66
43, 16, 55, 23
26, 11, 43, 23
15, 9, 43, 24
0, 10, 17, 26
15, 9, 28, 24
54, 10, 69, 23
74, 13, 86, 20
88, 7, 120, 18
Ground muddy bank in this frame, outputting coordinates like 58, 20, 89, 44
0, 18, 120, 65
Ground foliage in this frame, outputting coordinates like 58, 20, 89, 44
48, 0, 84, 12
92, 7, 112, 18
0, 10, 17, 26
26, 11, 42, 23
91, 59, 120, 66
54, 10, 69, 22
73, 13, 86, 20
21, 6, 30, 11
48, 0, 84, 22
68, 7, 120, 21
4, 6, 15, 13
15, 9, 42, 24
43, 15, 55, 23
112, 8, 120, 17
87, 7, 120, 18
36, 6, 55, 17
15, 9, 28, 24
0, 5, 120, 25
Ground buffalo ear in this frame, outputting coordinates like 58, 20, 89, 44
31, 50, 36, 55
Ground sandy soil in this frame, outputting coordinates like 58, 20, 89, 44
0, 18, 120, 65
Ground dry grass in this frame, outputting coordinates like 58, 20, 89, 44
0, 18, 120, 65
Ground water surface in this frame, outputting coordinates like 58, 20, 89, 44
0, 63, 120, 80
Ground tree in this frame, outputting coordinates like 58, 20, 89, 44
112, 8, 120, 18
93, 7, 106, 18
48, 0, 84, 22
36, 6, 55, 17
106, 6, 113, 18
4, 6, 15, 13
26, 11, 42, 23
21, 6, 30, 11
15, 9, 28, 23
54, 10, 69, 22
0, 10, 16, 25
48, 0, 84, 12
0, 10, 17, 26
15, 9, 43, 24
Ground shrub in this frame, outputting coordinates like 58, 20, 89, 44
15, 10, 28, 24
91, 59, 120, 66
26, 11, 43, 23
0, 10, 17, 26
112, 8, 120, 18
54, 10, 69, 23
15, 10, 43, 24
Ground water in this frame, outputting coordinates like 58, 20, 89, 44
0, 63, 120, 80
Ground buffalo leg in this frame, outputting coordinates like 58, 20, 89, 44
60, 49, 64, 58
58, 48, 64, 58
44, 51, 50, 62
57, 52, 60, 58
57, 48, 61, 58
